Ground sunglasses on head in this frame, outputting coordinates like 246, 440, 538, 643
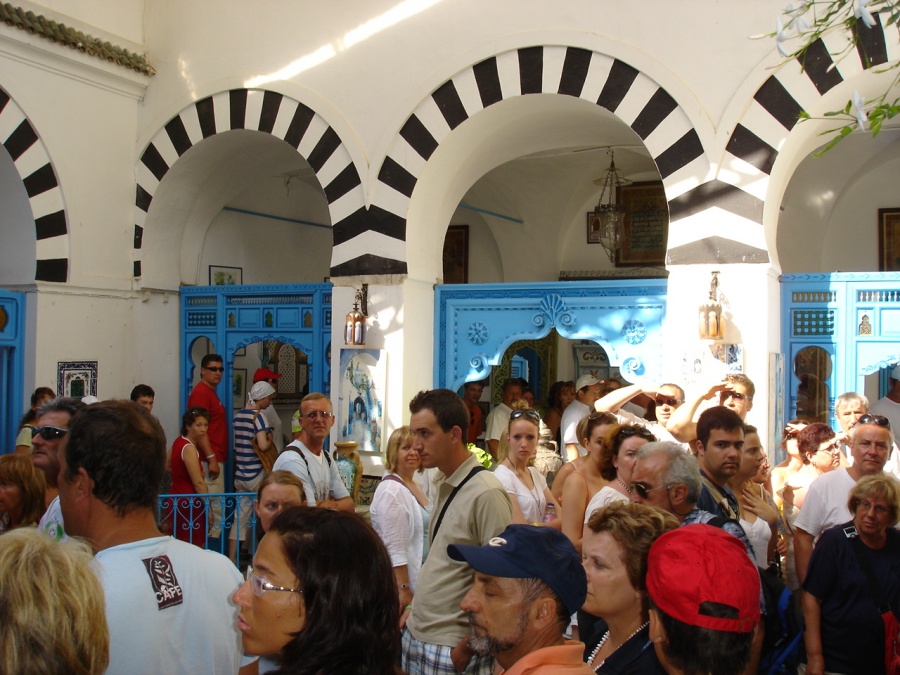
654, 396, 682, 408
630, 481, 671, 500
509, 409, 541, 423
721, 391, 750, 402
31, 426, 68, 440
617, 426, 656, 441
858, 414, 891, 429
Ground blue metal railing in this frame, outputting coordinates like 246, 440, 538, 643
157, 492, 259, 568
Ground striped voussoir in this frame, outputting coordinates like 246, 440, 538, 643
0, 86, 69, 282
133, 89, 372, 278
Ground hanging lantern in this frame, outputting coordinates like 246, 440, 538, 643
344, 289, 367, 345
699, 271, 725, 340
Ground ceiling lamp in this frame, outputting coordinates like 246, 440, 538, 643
593, 149, 629, 264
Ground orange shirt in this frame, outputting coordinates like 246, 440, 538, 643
466, 400, 483, 445
498, 641, 594, 675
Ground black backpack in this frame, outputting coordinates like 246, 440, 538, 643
757, 563, 804, 675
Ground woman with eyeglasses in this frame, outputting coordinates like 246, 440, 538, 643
233, 506, 400, 674
581, 501, 678, 673
779, 422, 838, 591
169, 407, 211, 547
802, 475, 900, 675
583, 424, 656, 526
370, 426, 431, 617
0, 454, 47, 533
561, 415, 627, 553
494, 408, 560, 528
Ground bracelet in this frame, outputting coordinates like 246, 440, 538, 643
205, 454, 215, 460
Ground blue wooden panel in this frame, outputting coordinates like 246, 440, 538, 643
0, 291, 24, 452
434, 280, 667, 391
180, 284, 332, 489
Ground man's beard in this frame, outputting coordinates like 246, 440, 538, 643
466, 612, 526, 656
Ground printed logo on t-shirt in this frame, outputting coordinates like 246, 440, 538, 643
142, 555, 184, 610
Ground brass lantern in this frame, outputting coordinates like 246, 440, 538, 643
699, 271, 724, 340
344, 289, 367, 345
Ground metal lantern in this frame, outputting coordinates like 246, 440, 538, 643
344, 289, 367, 345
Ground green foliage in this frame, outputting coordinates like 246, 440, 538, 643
467, 443, 493, 469
758, 1, 900, 152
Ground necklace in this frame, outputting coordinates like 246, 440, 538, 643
587, 620, 649, 671
616, 477, 633, 494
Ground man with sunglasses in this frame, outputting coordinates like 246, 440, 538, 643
186, 354, 225, 496
793, 413, 894, 585
667, 374, 756, 443
594, 381, 688, 446
272, 393, 353, 512
31, 397, 85, 542
57, 400, 254, 674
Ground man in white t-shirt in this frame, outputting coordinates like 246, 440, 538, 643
31, 397, 85, 542
272, 393, 354, 511
57, 400, 254, 675
870, 364, 900, 430
793, 415, 893, 585
561, 375, 604, 461
484, 378, 524, 461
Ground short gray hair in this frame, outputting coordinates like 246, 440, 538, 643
37, 397, 85, 419
835, 391, 869, 414
636, 442, 701, 503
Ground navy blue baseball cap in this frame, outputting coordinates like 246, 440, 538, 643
448, 524, 587, 615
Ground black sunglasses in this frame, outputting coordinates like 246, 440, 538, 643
204, 366, 225, 373
31, 425, 68, 440
654, 396, 682, 408
858, 414, 891, 429
631, 481, 671, 500
509, 409, 541, 423
721, 391, 751, 402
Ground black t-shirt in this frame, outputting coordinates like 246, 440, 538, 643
804, 521, 900, 675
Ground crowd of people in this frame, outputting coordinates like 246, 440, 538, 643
2, 364, 900, 675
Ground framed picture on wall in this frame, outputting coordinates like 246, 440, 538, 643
878, 208, 900, 271
442, 225, 469, 283
338, 349, 387, 453
209, 265, 242, 285
616, 182, 668, 266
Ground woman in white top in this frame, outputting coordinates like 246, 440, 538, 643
370, 426, 430, 615
494, 408, 560, 527
729, 424, 779, 568
583, 424, 655, 525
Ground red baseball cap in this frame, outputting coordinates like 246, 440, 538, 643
647, 524, 760, 633
253, 368, 281, 382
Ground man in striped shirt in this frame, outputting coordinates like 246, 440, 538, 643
229, 381, 275, 561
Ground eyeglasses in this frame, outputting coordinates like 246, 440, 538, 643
204, 366, 224, 373
817, 441, 841, 455
631, 482, 672, 500
509, 409, 541, 422
721, 391, 751, 402
654, 396, 682, 408
301, 411, 335, 421
244, 565, 302, 597
858, 414, 891, 429
616, 426, 656, 441
31, 426, 68, 440
857, 499, 891, 516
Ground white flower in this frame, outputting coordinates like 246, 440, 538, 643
853, 91, 869, 130
854, 0, 877, 28
776, 17, 791, 56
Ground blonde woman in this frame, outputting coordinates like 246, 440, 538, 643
0, 528, 109, 673
370, 426, 430, 613
494, 409, 560, 528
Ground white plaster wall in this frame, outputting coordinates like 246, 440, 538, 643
24, 0, 145, 46
448, 210, 502, 284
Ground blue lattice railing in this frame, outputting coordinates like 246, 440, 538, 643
157, 492, 259, 568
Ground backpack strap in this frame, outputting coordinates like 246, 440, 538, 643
431, 465, 486, 544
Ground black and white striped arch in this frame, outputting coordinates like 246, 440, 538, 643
368, 45, 714, 274
672, 16, 900, 265
133, 89, 367, 279
0, 87, 69, 282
